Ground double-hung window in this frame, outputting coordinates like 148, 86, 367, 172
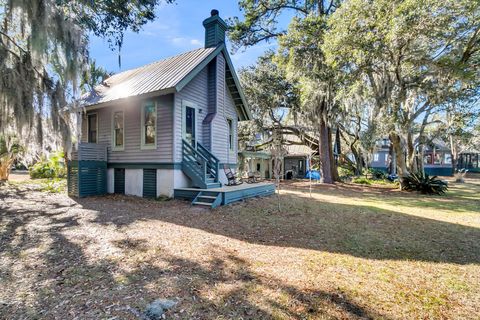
112, 111, 124, 150
141, 102, 157, 149
87, 113, 98, 143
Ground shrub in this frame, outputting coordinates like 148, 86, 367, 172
338, 166, 354, 179
29, 151, 66, 179
402, 172, 448, 195
366, 168, 387, 180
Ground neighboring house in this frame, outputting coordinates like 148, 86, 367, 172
458, 151, 480, 172
68, 10, 275, 206
370, 138, 454, 176
238, 134, 314, 179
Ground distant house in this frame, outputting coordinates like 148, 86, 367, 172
370, 138, 454, 176
238, 133, 314, 179
458, 151, 480, 172
68, 10, 275, 206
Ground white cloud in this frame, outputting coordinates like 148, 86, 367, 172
190, 39, 202, 46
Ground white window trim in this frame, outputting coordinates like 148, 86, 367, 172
87, 112, 98, 144
181, 100, 198, 146
226, 118, 234, 151
141, 101, 157, 150
112, 110, 125, 151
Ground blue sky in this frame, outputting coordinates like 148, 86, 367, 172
89, 0, 279, 73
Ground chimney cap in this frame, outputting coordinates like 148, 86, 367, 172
211, 9, 219, 16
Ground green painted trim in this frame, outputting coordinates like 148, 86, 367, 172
175, 45, 225, 92
221, 49, 252, 121
107, 162, 182, 169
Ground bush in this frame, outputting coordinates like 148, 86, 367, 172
366, 168, 387, 180
29, 151, 66, 179
403, 172, 448, 195
338, 166, 354, 179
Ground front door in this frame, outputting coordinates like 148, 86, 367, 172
184, 106, 196, 146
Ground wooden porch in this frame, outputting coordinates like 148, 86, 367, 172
174, 181, 275, 208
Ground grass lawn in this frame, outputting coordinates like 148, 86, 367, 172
0, 176, 479, 319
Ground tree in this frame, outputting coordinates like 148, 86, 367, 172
0, 0, 175, 176
324, 0, 480, 185
230, 0, 341, 183
0, 0, 175, 136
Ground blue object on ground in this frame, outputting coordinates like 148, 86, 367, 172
305, 170, 321, 180
387, 174, 398, 182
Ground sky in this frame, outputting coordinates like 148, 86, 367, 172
88, 0, 280, 74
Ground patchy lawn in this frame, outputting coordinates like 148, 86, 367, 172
0, 177, 479, 319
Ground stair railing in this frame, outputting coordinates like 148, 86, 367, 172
182, 140, 208, 182
197, 143, 220, 183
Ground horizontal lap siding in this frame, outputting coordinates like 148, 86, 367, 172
85, 94, 174, 163
174, 67, 209, 162
211, 54, 238, 164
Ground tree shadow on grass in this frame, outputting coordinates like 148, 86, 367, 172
78, 191, 480, 265
0, 187, 385, 319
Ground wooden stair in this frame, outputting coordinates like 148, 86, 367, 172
182, 140, 221, 189
192, 191, 222, 208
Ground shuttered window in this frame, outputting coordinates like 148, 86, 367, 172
143, 169, 157, 198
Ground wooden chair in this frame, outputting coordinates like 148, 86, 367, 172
223, 165, 243, 186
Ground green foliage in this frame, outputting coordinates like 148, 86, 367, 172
29, 151, 66, 179
403, 173, 449, 195
367, 168, 387, 180
40, 178, 67, 193
338, 166, 354, 179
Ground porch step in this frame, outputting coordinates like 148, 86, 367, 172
192, 191, 222, 208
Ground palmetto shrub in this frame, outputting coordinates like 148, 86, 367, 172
403, 172, 448, 195
29, 151, 66, 179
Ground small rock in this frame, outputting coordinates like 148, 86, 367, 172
144, 299, 177, 320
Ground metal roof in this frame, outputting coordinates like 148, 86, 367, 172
81, 47, 218, 106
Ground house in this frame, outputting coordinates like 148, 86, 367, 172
68, 10, 275, 207
370, 138, 454, 176
238, 133, 315, 179
457, 151, 480, 172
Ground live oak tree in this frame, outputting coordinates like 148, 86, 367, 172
230, 0, 341, 183
0, 0, 175, 176
324, 0, 480, 184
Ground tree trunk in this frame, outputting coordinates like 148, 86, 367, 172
389, 132, 408, 188
351, 145, 363, 175
406, 131, 416, 173
328, 127, 339, 181
319, 116, 333, 184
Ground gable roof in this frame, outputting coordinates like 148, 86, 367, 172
81, 44, 251, 121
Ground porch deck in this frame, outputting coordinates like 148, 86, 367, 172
174, 181, 275, 206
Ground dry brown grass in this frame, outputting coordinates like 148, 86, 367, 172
0, 176, 479, 319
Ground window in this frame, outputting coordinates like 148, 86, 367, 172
112, 111, 124, 150
227, 118, 234, 151
141, 102, 156, 149
444, 153, 452, 165
87, 113, 97, 143
373, 153, 379, 162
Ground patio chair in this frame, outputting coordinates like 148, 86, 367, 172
223, 165, 243, 186
244, 171, 262, 184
